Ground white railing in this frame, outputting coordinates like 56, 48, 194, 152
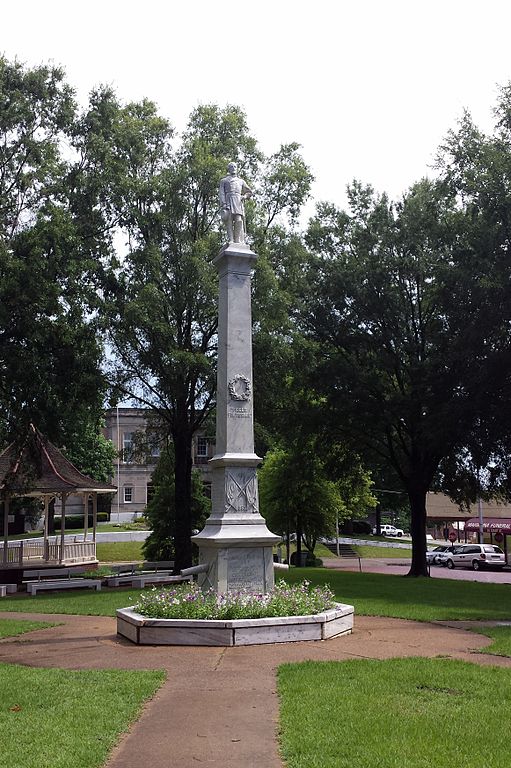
0, 540, 96, 568
61, 541, 96, 564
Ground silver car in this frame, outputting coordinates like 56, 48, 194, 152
426, 544, 453, 565
437, 544, 506, 571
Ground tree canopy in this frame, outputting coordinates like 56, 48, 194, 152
0, 57, 109, 454
300, 101, 511, 574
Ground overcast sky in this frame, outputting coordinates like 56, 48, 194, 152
3, 0, 511, 214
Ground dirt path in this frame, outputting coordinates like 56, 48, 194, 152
1, 611, 509, 767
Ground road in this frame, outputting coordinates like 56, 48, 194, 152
323, 557, 511, 583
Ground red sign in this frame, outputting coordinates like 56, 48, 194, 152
448, 531, 457, 542
494, 531, 504, 543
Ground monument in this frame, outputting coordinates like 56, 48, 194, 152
191, 163, 280, 593
117, 161, 355, 644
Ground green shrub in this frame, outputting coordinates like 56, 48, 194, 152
54, 513, 109, 530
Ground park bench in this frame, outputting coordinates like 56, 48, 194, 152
105, 561, 175, 578
105, 572, 190, 588
142, 560, 175, 572
26, 578, 102, 595
24, 567, 86, 581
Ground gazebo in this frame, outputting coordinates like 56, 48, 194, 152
0, 424, 116, 583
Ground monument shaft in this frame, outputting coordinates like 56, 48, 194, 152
192, 243, 279, 593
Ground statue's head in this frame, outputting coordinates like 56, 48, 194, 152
227, 162, 237, 175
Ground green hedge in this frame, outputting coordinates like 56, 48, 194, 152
54, 513, 109, 530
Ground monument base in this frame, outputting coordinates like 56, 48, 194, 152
194, 541, 275, 594
117, 603, 354, 646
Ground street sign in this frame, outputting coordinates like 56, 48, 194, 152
448, 531, 457, 542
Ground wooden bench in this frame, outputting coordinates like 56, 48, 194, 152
142, 561, 175, 573
131, 574, 192, 588
24, 568, 86, 581
26, 579, 102, 595
105, 573, 190, 588
104, 574, 140, 588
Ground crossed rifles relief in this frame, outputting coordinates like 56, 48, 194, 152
225, 469, 259, 514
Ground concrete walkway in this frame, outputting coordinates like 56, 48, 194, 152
1, 610, 510, 767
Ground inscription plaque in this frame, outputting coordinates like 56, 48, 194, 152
227, 548, 265, 592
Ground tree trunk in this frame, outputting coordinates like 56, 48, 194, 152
48, 499, 55, 535
296, 513, 302, 559
173, 422, 193, 572
407, 484, 429, 577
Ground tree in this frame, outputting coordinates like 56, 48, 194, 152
142, 444, 210, 562
62, 419, 117, 482
259, 438, 375, 560
76, 92, 313, 570
303, 158, 511, 575
0, 57, 109, 449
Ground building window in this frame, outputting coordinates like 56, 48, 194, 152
123, 432, 133, 463
124, 486, 133, 503
197, 437, 208, 456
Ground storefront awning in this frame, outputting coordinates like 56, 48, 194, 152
465, 518, 511, 534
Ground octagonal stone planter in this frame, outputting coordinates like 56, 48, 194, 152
117, 603, 354, 646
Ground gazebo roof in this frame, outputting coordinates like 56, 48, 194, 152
0, 424, 116, 497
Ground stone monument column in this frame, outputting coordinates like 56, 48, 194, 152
192, 242, 280, 593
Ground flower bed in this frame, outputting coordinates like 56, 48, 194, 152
133, 579, 336, 620
117, 580, 354, 646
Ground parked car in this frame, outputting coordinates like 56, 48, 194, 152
372, 524, 405, 537
426, 544, 453, 565
436, 544, 506, 571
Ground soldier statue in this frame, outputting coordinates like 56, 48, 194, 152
218, 162, 253, 244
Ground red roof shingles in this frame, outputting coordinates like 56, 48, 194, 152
0, 425, 116, 496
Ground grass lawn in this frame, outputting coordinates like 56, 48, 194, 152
0, 618, 56, 638
285, 542, 411, 560
472, 625, 511, 657
96, 541, 144, 562
351, 544, 411, 558
278, 657, 511, 768
0, 588, 144, 616
0, 663, 164, 768
284, 568, 511, 621
0, 568, 510, 622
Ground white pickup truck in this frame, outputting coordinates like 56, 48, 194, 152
372, 524, 405, 537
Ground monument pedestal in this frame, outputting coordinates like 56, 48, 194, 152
192, 243, 279, 593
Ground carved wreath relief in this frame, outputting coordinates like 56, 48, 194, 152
228, 374, 251, 401
225, 468, 259, 514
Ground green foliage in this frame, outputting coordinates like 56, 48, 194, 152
61, 420, 116, 482
54, 513, 109, 530
259, 446, 341, 551
0, 57, 108, 446
302, 112, 511, 574
259, 442, 376, 553
278, 658, 511, 768
75, 89, 314, 570
142, 445, 210, 561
